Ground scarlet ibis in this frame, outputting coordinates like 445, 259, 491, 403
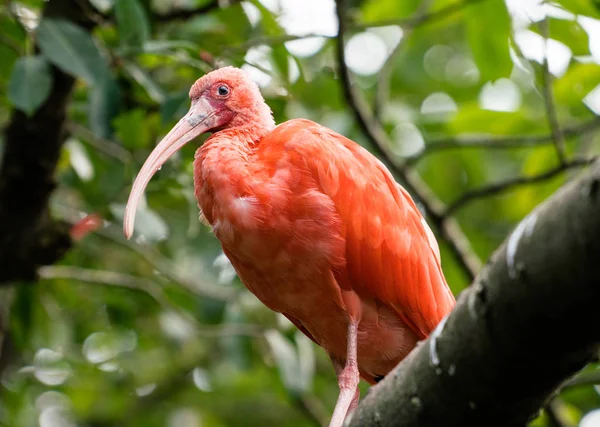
124, 67, 455, 426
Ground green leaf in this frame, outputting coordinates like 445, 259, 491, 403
554, 62, 600, 107
8, 56, 52, 116
110, 203, 169, 241
448, 102, 543, 135
90, 0, 114, 14
295, 331, 315, 393
361, 0, 419, 22
160, 91, 190, 124
264, 329, 305, 395
465, 0, 512, 81
553, 0, 600, 18
142, 40, 199, 53
113, 108, 152, 149
0, 17, 24, 79
37, 18, 109, 84
122, 60, 166, 103
65, 138, 95, 182
250, 0, 288, 78
88, 76, 121, 138
512, 146, 562, 213
547, 19, 590, 56
115, 0, 150, 49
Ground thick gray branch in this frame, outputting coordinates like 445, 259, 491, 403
348, 160, 600, 427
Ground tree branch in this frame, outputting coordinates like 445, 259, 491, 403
38, 265, 171, 307
0, 0, 101, 392
223, 33, 331, 53
0, 287, 15, 377
539, 18, 567, 165
560, 368, 600, 391
352, 0, 489, 31
38, 265, 263, 339
292, 395, 329, 427
0, 32, 22, 55
222, 0, 487, 56
348, 160, 600, 427
545, 399, 569, 427
93, 224, 237, 302
374, 0, 433, 120
445, 158, 594, 215
66, 122, 132, 163
335, 0, 481, 281
53, 202, 237, 302
407, 117, 600, 161
0, 1, 99, 285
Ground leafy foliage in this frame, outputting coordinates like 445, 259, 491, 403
115, 0, 150, 50
0, 0, 599, 426
8, 55, 52, 116
37, 18, 109, 85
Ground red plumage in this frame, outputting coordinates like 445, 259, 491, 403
124, 67, 455, 426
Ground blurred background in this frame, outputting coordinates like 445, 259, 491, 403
1, 0, 600, 426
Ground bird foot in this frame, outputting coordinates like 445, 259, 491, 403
329, 365, 360, 427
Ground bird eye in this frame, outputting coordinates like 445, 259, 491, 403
217, 85, 230, 96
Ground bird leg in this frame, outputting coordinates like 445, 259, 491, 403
329, 320, 360, 427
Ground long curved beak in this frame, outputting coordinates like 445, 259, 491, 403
124, 98, 215, 239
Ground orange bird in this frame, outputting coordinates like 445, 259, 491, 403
124, 67, 455, 426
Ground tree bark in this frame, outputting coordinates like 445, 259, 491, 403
0, 0, 98, 381
0, 0, 97, 284
348, 160, 600, 427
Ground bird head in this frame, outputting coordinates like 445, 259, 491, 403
122, 66, 273, 239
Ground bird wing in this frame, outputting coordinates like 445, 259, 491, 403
263, 119, 455, 339
282, 313, 320, 345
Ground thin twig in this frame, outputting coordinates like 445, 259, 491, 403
39, 265, 260, 338
445, 158, 595, 215
191, 323, 264, 338
374, 37, 403, 120
352, 0, 489, 31
38, 265, 171, 307
66, 122, 132, 163
545, 399, 569, 427
3, 1, 29, 36
94, 224, 237, 302
74, 0, 108, 25
221, 0, 486, 55
0, 287, 15, 377
374, 0, 433, 120
223, 33, 332, 54
56, 203, 237, 303
539, 18, 567, 165
407, 117, 600, 162
335, 0, 481, 280
560, 368, 600, 391
292, 395, 329, 427
0, 32, 22, 54
335, 2, 399, 165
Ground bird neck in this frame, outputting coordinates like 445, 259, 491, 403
194, 106, 275, 202
194, 125, 270, 225
226, 107, 276, 143
195, 122, 272, 188
215, 124, 271, 146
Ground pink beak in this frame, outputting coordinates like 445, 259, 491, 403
123, 97, 216, 239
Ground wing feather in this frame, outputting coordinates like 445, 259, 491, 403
262, 119, 455, 338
